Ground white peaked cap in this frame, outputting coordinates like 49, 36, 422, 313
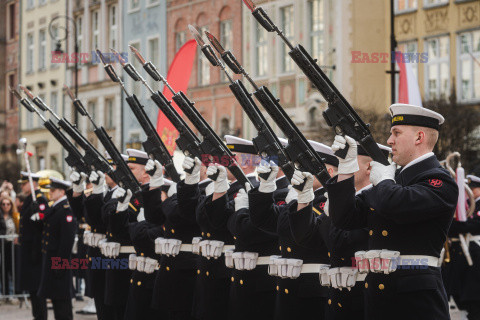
389, 103, 444, 129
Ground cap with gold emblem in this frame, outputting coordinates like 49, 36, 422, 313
390, 104, 444, 130
126, 149, 149, 165
104, 151, 128, 164
45, 177, 72, 190
18, 171, 41, 183
225, 135, 257, 154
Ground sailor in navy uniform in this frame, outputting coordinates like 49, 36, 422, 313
109, 149, 164, 320
289, 143, 389, 319
37, 178, 77, 320
151, 157, 204, 320
325, 104, 458, 320
248, 140, 332, 320
191, 136, 259, 320
84, 153, 132, 320
224, 136, 281, 320
17, 171, 49, 320
443, 174, 480, 319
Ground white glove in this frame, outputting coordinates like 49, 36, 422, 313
70, 171, 87, 193
113, 188, 133, 212
331, 135, 359, 175
137, 208, 145, 222
206, 164, 229, 194
167, 183, 177, 197
285, 185, 298, 204
183, 157, 202, 185
146, 159, 164, 188
291, 170, 314, 204
90, 171, 106, 195
323, 193, 329, 216
205, 182, 215, 197
235, 183, 251, 211
258, 161, 279, 193
369, 161, 396, 186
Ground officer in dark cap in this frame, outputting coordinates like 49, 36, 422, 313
324, 103, 458, 320
17, 171, 49, 320
443, 174, 480, 320
248, 140, 332, 320
37, 178, 77, 320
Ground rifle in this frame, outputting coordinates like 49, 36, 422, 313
129, 43, 252, 189
11, 86, 90, 180
16, 138, 37, 203
196, 30, 297, 182
70, 85, 143, 201
198, 29, 330, 186
118, 47, 204, 174
97, 49, 181, 183
242, 0, 389, 165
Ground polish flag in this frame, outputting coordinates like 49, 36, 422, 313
396, 51, 423, 107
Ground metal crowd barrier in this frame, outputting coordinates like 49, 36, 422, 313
0, 235, 29, 307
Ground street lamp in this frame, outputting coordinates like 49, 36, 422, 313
48, 15, 79, 124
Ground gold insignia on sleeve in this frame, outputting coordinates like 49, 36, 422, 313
64, 205, 70, 208
312, 207, 322, 216
128, 203, 138, 212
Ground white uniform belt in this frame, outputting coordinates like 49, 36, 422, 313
179, 244, 193, 252
356, 273, 367, 282
223, 245, 235, 252
120, 246, 136, 254
300, 264, 323, 274
397, 255, 439, 267
257, 256, 270, 266
79, 223, 89, 229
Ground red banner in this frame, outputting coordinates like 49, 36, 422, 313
156, 40, 197, 155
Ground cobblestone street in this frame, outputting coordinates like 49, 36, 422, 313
1, 298, 95, 320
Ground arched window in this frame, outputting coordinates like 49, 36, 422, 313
308, 107, 318, 127
174, 18, 186, 52
220, 118, 230, 137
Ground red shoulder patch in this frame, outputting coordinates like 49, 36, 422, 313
429, 179, 443, 188
133, 198, 140, 206
319, 202, 326, 211
66, 215, 73, 223
39, 213, 44, 220
276, 200, 286, 206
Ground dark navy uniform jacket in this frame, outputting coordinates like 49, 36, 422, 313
289, 186, 369, 320
37, 197, 76, 299
326, 154, 458, 320
443, 198, 480, 305
227, 176, 289, 320
249, 186, 329, 320
192, 175, 258, 320
19, 189, 49, 291
151, 182, 203, 314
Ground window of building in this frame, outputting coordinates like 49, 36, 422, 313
255, 23, 268, 77
50, 91, 58, 115
7, 3, 15, 40
39, 0, 46, 6
77, 16, 83, 52
309, 0, 324, 65
88, 102, 96, 130
220, 19, 232, 82
424, 0, 448, 8
148, 37, 160, 90
39, 30, 46, 70
109, 5, 118, 49
280, 5, 294, 73
129, 41, 141, 97
147, 0, 160, 6
197, 25, 210, 86
8, 74, 15, 110
458, 30, 480, 102
129, 0, 140, 12
27, 0, 35, 9
425, 35, 449, 100
220, 118, 230, 137
91, 10, 99, 51
308, 107, 318, 127
27, 33, 34, 73
105, 98, 115, 129
394, 0, 417, 13
175, 31, 186, 52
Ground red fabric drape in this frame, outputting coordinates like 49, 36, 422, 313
156, 39, 197, 154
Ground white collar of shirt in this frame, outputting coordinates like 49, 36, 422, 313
53, 195, 67, 208
475, 196, 480, 203
109, 185, 119, 192
400, 152, 435, 173
356, 184, 372, 195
